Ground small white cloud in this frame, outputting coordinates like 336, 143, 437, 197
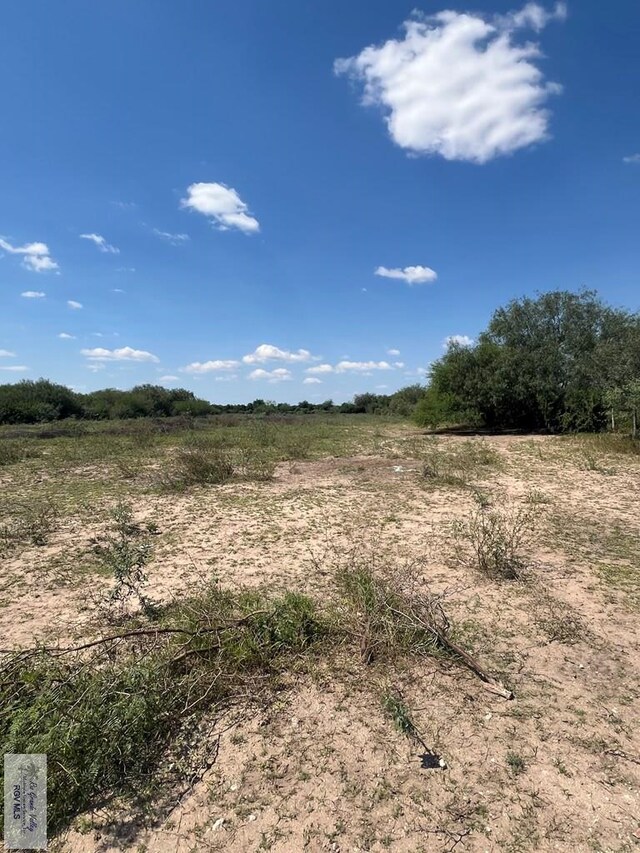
0, 365, 29, 372
181, 182, 260, 234
81, 346, 159, 363
248, 368, 292, 382
68, 300, 83, 309
303, 377, 323, 385
336, 360, 393, 373
243, 344, 317, 364
305, 363, 334, 375
182, 360, 240, 374
87, 363, 106, 372
444, 334, 474, 348
375, 265, 437, 285
0, 349, 16, 357
80, 233, 119, 254
159, 375, 179, 382
376, 384, 389, 390
21, 291, 46, 298
623, 153, 640, 164
393, 361, 405, 368
214, 374, 238, 382
387, 348, 401, 356
152, 228, 190, 244
58, 333, 75, 339
1, 237, 59, 273
112, 288, 126, 294
335, 4, 564, 164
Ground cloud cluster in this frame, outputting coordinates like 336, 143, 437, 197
335, 3, 565, 163
1, 237, 59, 272
80, 233, 120, 254
375, 265, 437, 285
181, 182, 260, 234
81, 346, 159, 363
242, 344, 317, 364
248, 368, 292, 383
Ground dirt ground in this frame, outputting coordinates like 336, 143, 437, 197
1, 427, 639, 852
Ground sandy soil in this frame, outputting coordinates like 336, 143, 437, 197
1, 432, 639, 852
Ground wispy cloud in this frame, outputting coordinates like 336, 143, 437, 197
623, 153, 640, 164
152, 229, 190, 245
67, 300, 83, 310
181, 182, 260, 234
159, 375, 179, 382
387, 348, 401, 356
80, 233, 120, 254
0, 365, 29, 372
335, 360, 393, 373
182, 360, 240, 374
1, 237, 59, 272
248, 368, 293, 382
243, 344, 317, 364
335, 3, 564, 163
21, 291, 46, 298
58, 333, 75, 340
375, 265, 437, 285
81, 346, 160, 363
444, 334, 474, 348
0, 349, 16, 357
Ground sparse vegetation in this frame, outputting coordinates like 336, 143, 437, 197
452, 506, 537, 579
0, 415, 639, 851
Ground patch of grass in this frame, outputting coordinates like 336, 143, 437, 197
453, 507, 537, 580
506, 751, 527, 775
159, 444, 235, 491
0, 440, 40, 466
420, 439, 500, 488
382, 688, 419, 739
0, 497, 59, 551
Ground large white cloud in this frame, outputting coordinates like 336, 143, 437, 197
181, 182, 260, 234
335, 3, 565, 163
375, 265, 437, 285
81, 346, 160, 363
80, 233, 119, 254
243, 344, 317, 364
0, 237, 59, 272
182, 360, 240, 374
248, 368, 293, 383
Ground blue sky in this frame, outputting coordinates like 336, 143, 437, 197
1, 0, 639, 403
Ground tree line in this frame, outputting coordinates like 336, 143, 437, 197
0, 379, 427, 425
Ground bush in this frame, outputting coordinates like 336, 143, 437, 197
453, 507, 536, 579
